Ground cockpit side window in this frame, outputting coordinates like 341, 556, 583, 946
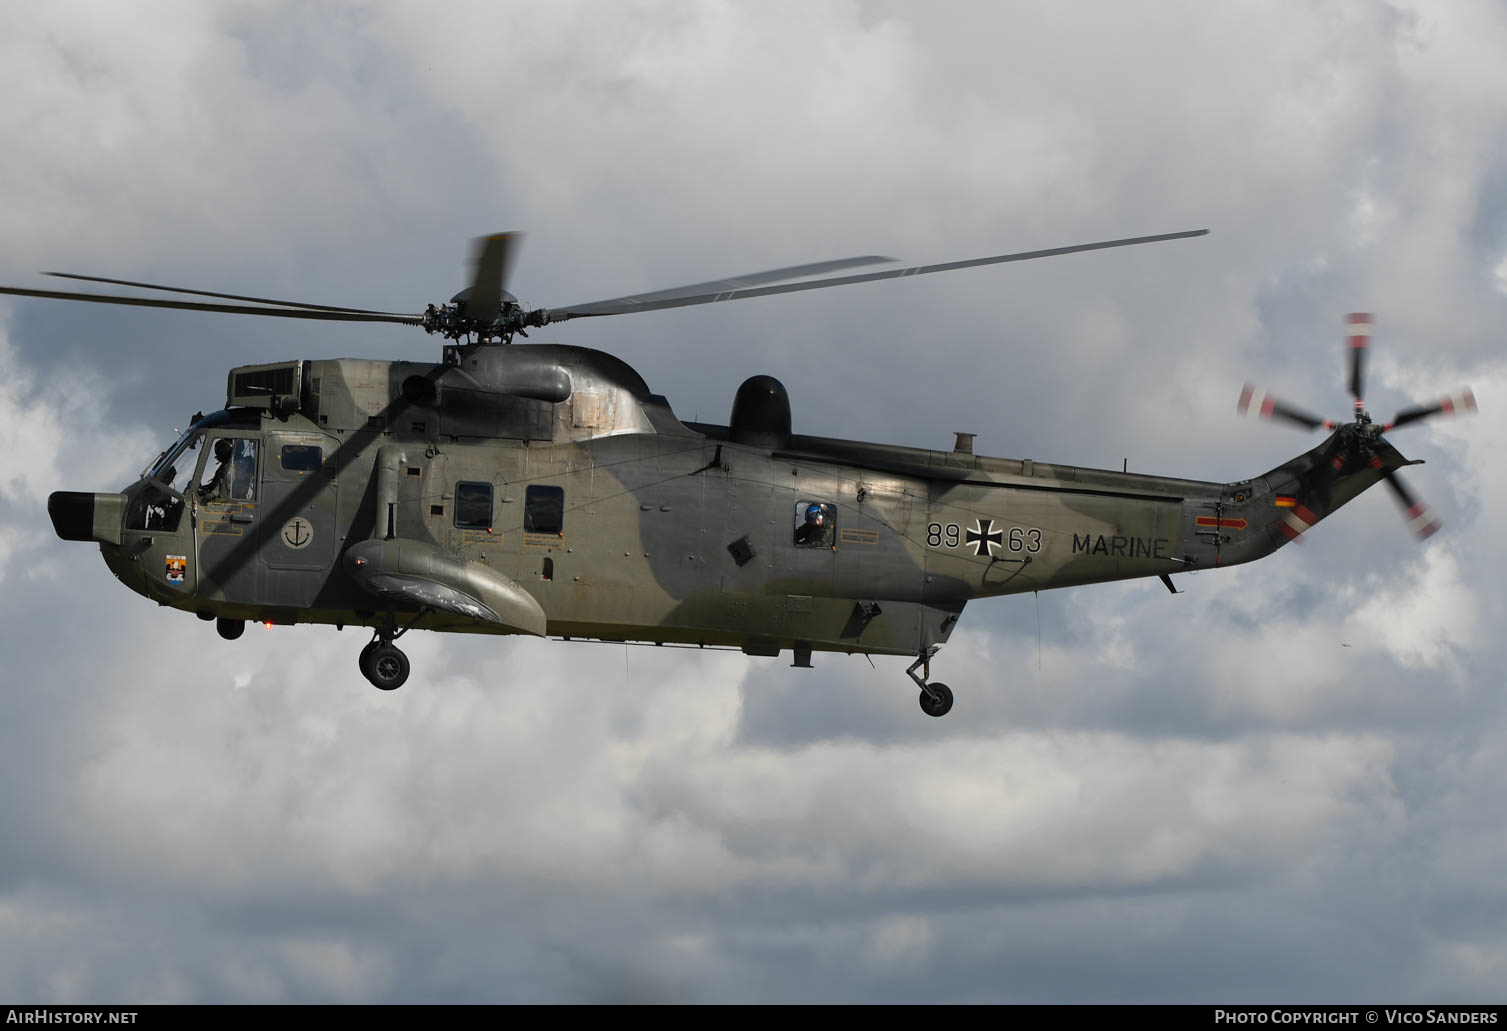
197, 438, 258, 502
793, 501, 836, 549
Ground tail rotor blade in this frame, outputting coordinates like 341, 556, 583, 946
1346, 312, 1372, 405
1382, 470, 1442, 540
1386, 388, 1478, 431
1238, 384, 1334, 431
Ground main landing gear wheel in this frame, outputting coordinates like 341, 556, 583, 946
906, 647, 955, 718
360, 642, 410, 691
918, 683, 954, 718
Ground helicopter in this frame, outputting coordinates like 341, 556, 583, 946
9, 229, 1477, 717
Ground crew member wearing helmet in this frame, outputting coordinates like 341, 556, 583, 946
794, 502, 833, 548
198, 438, 257, 501
198, 438, 236, 500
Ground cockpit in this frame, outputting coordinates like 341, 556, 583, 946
125, 411, 257, 532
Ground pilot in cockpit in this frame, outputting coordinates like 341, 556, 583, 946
229, 441, 255, 500
198, 438, 234, 500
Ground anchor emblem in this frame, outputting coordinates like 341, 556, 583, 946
281, 518, 314, 550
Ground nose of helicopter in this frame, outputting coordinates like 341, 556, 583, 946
48, 491, 125, 545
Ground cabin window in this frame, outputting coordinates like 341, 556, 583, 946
525, 485, 565, 535
793, 501, 836, 549
280, 444, 322, 472
454, 481, 493, 530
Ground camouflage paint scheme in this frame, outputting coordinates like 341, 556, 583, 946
53, 343, 1408, 667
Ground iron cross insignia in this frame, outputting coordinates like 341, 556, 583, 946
966, 519, 1003, 557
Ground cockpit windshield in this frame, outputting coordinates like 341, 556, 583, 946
158, 434, 204, 497
145, 429, 203, 487
128, 430, 204, 534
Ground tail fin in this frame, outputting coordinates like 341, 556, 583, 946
1211, 430, 1419, 564
1267, 432, 1414, 539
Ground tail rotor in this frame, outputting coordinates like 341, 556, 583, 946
1236, 313, 1474, 541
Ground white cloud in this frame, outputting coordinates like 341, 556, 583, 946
0, 328, 156, 582
1353, 545, 1479, 669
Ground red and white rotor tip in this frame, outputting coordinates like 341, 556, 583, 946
1405, 501, 1442, 540
1382, 472, 1443, 540
1237, 383, 1270, 418
1238, 384, 1332, 430
1441, 387, 1478, 415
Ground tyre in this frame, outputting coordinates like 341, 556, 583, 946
360, 642, 410, 691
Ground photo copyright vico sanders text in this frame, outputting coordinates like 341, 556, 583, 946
1215, 1013, 1497, 1025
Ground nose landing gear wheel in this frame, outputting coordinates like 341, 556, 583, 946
918, 682, 954, 718
360, 642, 410, 691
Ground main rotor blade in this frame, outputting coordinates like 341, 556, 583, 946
544, 229, 1209, 321
1386, 388, 1477, 431
1381, 470, 1442, 540
42, 272, 407, 316
1346, 312, 1372, 403
462, 232, 523, 321
1237, 384, 1334, 431
571, 254, 901, 313
0, 284, 423, 325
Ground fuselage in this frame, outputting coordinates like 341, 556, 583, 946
52, 343, 1404, 662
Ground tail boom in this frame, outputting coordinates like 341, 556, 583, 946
1200, 430, 1416, 567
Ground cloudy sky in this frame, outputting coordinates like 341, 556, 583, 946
2, 0, 1504, 1004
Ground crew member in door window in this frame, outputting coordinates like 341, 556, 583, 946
794, 502, 835, 548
